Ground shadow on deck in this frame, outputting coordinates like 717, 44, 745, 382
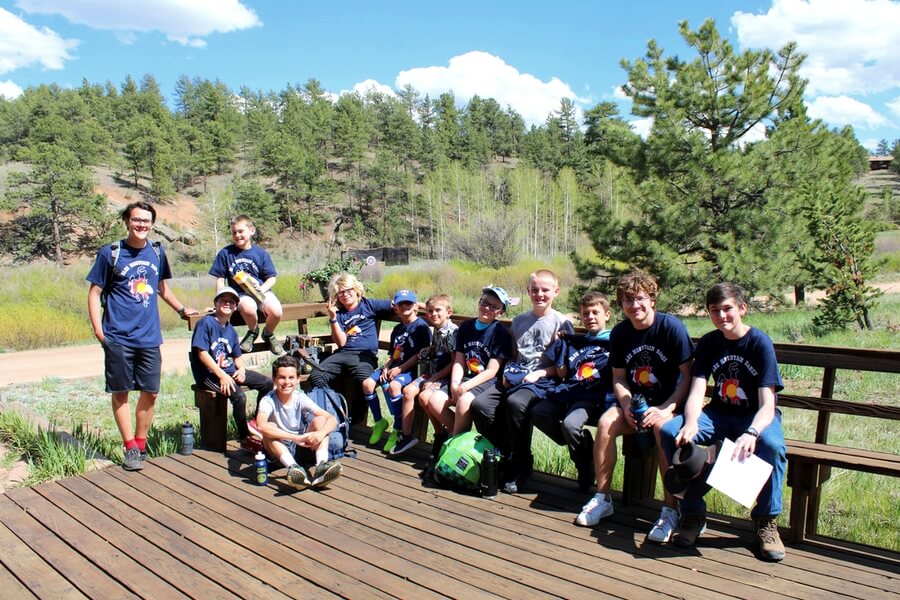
0, 435, 897, 599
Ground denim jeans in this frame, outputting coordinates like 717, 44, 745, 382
659, 406, 786, 518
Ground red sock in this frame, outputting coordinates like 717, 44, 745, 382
134, 437, 147, 452
124, 438, 139, 451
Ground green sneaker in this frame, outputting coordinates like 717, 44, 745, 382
369, 418, 390, 444
383, 429, 400, 453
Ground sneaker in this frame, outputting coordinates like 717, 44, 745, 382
502, 479, 519, 494
262, 331, 285, 356
647, 506, 680, 543
240, 437, 262, 454
389, 433, 418, 457
383, 429, 400, 453
576, 493, 614, 526
240, 328, 259, 353
247, 418, 262, 440
672, 513, 707, 547
369, 418, 390, 445
123, 447, 144, 471
286, 464, 310, 490
310, 460, 342, 488
140, 449, 148, 462
755, 517, 786, 562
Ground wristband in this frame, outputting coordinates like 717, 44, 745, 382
744, 427, 759, 438
177, 306, 186, 317
329, 319, 337, 324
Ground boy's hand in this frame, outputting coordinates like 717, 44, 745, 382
218, 374, 236, 395
326, 298, 338, 320
233, 367, 247, 383
296, 431, 324, 448
733, 433, 757, 461
675, 422, 698, 447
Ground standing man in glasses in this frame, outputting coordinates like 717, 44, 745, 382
87, 201, 197, 471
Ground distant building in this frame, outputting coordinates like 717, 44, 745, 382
869, 155, 894, 171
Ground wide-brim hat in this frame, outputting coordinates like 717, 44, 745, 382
664, 441, 721, 499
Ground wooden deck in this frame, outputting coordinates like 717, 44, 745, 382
0, 439, 897, 600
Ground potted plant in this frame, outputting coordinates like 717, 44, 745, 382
299, 256, 362, 300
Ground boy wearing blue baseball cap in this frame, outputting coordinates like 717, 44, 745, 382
361, 289, 432, 452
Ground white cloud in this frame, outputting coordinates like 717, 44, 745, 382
732, 0, 900, 95
0, 79, 24, 98
349, 79, 396, 98
806, 95, 887, 128
395, 51, 584, 126
16, 0, 261, 47
628, 117, 653, 139
612, 86, 629, 100
0, 7, 77, 75
886, 95, 900, 118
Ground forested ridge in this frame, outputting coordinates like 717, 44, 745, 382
0, 20, 889, 327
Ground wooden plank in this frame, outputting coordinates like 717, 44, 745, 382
778, 394, 900, 420
0, 558, 37, 599
110, 460, 385, 600
0, 498, 89, 599
786, 444, 900, 476
5, 486, 186, 599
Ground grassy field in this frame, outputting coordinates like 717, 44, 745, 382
1, 258, 898, 550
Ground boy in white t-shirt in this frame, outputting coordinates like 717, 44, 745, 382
256, 355, 342, 489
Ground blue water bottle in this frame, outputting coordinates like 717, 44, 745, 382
254, 451, 268, 486
179, 422, 194, 455
630, 394, 655, 452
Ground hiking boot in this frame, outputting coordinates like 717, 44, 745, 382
383, 429, 400, 453
240, 328, 259, 353
369, 418, 390, 444
647, 506, 680, 543
389, 433, 418, 457
755, 517, 786, 562
672, 513, 707, 547
123, 447, 144, 471
576, 493, 614, 527
262, 331, 284, 356
310, 460, 342, 488
286, 464, 310, 490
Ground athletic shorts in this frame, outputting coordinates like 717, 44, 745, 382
103, 340, 162, 394
368, 369, 414, 389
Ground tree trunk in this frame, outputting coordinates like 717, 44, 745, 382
794, 285, 806, 305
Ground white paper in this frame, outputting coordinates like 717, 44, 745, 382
705, 438, 774, 508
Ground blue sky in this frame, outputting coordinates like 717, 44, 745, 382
2, 0, 900, 151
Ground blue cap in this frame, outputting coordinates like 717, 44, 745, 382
482, 285, 511, 310
393, 289, 417, 304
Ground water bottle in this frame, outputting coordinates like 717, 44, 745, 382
630, 394, 655, 452
179, 422, 194, 455
481, 448, 499, 499
254, 451, 268, 486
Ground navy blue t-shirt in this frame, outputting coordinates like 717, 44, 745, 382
692, 327, 783, 414
86, 240, 172, 348
610, 312, 694, 406
455, 319, 513, 378
335, 297, 394, 352
209, 244, 277, 295
190, 314, 241, 383
546, 331, 612, 395
388, 317, 432, 370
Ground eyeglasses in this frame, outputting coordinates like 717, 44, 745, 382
478, 299, 503, 311
129, 217, 152, 225
336, 288, 355, 296
623, 295, 652, 305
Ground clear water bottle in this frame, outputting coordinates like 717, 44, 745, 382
179, 422, 194, 455
481, 448, 499, 499
630, 394, 655, 452
254, 451, 268, 486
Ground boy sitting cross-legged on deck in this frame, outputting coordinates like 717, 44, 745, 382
256, 355, 343, 490
361, 289, 432, 453
531, 291, 614, 492
394, 294, 458, 461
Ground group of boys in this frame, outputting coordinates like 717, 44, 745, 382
88, 203, 786, 561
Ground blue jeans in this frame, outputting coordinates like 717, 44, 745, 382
659, 407, 786, 518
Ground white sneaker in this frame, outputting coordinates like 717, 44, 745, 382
576, 493, 614, 527
647, 506, 679, 543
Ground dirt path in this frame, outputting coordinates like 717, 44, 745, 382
0, 338, 193, 387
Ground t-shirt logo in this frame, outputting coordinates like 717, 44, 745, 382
718, 376, 748, 405
392, 344, 402, 360
467, 357, 484, 374
576, 362, 600, 381
346, 325, 361, 336
632, 365, 658, 388
129, 270, 154, 307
